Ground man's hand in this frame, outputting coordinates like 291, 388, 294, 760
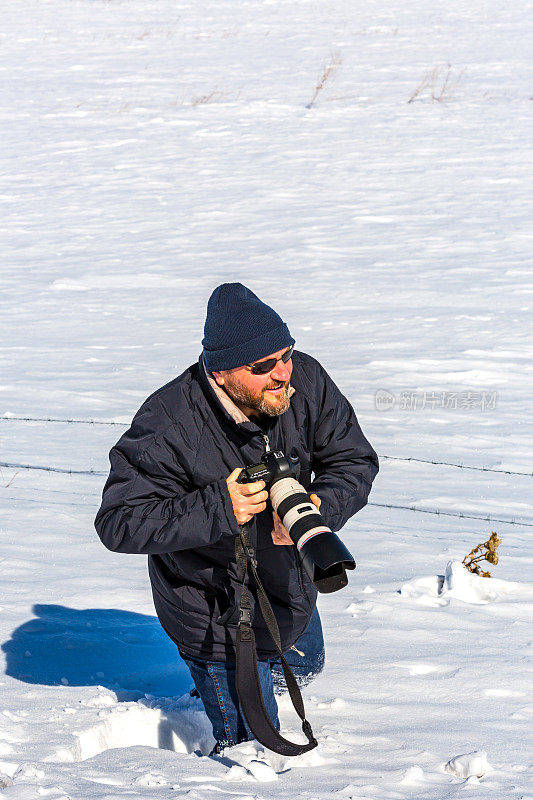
226, 467, 269, 526
271, 493, 321, 546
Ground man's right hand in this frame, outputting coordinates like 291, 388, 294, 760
226, 467, 269, 526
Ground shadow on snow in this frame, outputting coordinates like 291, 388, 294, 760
2, 603, 192, 698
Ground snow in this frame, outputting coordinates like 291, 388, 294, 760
445, 750, 493, 780
400, 559, 530, 606
1, 0, 533, 797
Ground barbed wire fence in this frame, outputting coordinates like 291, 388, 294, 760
2, 414, 531, 477
1, 415, 531, 527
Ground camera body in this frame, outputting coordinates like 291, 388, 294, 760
238, 450, 355, 593
237, 449, 300, 487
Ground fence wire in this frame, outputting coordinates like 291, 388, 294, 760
368, 502, 533, 528
2, 415, 531, 477
1, 415, 125, 426
2, 414, 531, 527
0, 461, 106, 476
1, 462, 531, 528
379, 455, 532, 477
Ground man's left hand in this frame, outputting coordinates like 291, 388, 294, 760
271, 493, 321, 546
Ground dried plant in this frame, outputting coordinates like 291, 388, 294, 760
190, 89, 240, 106
462, 531, 502, 577
0, 467, 19, 488
191, 90, 224, 106
408, 64, 465, 104
307, 52, 343, 109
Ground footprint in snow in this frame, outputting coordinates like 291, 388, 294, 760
224, 761, 278, 782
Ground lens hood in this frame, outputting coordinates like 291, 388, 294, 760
300, 532, 356, 593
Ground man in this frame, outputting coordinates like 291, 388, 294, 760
95, 283, 379, 754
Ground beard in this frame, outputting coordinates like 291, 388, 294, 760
223, 375, 291, 417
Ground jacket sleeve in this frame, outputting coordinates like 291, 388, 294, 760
308, 363, 379, 533
94, 408, 241, 555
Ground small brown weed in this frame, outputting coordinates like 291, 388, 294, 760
462, 531, 502, 578
408, 64, 465, 104
190, 90, 240, 106
307, 52, 343, 109
0, 467, 19, 488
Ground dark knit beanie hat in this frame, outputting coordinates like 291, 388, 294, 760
202, 283, 295, 372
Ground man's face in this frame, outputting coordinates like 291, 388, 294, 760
212, 346, 293, 419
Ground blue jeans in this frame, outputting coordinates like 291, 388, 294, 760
270, 606, 325, 693
180, 607, 325, 753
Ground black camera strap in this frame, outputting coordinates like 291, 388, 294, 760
234, 523, 318, 756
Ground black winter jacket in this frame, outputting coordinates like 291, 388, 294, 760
95, 350, 379, 661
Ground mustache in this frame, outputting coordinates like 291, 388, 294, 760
264, 380, 289, 391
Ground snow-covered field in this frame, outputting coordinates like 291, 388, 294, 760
1, 0, 532, 797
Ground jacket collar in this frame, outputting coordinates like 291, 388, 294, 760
203, 359, 250, 424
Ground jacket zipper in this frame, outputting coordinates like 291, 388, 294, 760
295, 553, 310, 602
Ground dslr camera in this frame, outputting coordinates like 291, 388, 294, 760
238, 450, 355, 593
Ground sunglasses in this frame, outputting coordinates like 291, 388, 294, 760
246, 344, 294, 375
